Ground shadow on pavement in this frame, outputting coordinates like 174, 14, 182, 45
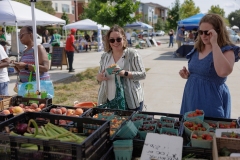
154, 51, 188, 61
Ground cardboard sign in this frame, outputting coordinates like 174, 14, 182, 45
140, 133, 183, 160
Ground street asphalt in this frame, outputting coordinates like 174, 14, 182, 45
8, 37, 240, 118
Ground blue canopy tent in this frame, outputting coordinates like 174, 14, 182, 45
124, 21, 153, 30
178, 13, 205, 30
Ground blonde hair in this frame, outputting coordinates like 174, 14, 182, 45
104, 25, 127, 52
195, 13, 233, 52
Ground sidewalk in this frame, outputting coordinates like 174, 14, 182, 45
8, 43, 240, 118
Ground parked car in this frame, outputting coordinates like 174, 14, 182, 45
155, 30, 165, 36
227, 29, 240, 44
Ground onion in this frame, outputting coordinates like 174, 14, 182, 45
16, 123, 28, 135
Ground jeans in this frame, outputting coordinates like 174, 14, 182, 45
128, 101, 143, 111
85, 44, 91, 51
0, 82, 8, 95
66, 51, 74, 71
169, 36, 174, 47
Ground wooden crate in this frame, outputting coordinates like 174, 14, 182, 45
0, 96, 12, 110
212, 136, 240, 160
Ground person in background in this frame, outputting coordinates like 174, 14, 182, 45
14, 26, 50, 83
125, 30, 132, 47
176, 26, 185, 48
168, 29, 174, 48
84, 32, 91, 52
179, 13, 240, 118
97, 25, 146, 111
50, 30, 61, 47
188, 30, 194, 41
42, 29, 50, 53
193, 28, 199, 41
0, 44, 10, 95
0, 28, 6, 41
65, 28, 79, 72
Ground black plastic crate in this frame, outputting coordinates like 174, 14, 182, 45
83, 108, 135, 119
182, 146, 213, 159
0, 112, 110, 160
83, 108, 135, 138
0, 114, 14, 124
10, 96, 52, 107
134, 111, 184, 136
100, 146, 114, 160
42, 104, 91, 117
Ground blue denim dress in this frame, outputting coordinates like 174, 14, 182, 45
180, 45, 240, 118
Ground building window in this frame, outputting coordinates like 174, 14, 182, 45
62, 4, 70, 13
72, 6, 75, 14
55, 3, 58, 11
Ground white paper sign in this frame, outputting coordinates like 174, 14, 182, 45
140, 133, 183, 160
215, 128, 240, 137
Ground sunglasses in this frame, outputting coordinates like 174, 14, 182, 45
109, 38, 122, 43
198, 30, 210, 36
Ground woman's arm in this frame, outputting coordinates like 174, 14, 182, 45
212, 44, 235, 77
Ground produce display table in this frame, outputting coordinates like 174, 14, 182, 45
0, 99, 239, 160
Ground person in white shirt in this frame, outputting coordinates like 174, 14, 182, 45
125, 30, 132, 47
0, 45, 10, 95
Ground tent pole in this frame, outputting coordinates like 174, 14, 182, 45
30, 0, 41, 98
15, 22, 20, 62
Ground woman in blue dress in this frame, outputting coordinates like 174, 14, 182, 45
179, 14, 240, 118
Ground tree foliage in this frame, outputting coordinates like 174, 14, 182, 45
228, 10, 240, 28
166, 0, 180, 30
208, 5, 225, 17
80, 0, 141, 27
179, 0, 200, 19
61, 11, 70, 25
155, 18, 165, 31
15, 0, 55, 15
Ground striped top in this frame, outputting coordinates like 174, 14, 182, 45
19, 48, 50, 83
98, 48, 146, 109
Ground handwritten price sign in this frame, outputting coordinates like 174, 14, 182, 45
140, 133, 183, 160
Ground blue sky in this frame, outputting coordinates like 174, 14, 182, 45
140, 0, 240, 17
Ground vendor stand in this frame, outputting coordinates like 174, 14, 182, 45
176, 42, 195, 57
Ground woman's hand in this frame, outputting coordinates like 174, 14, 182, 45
13, 62, 26, 70
179, 66, 190, 79
97, 70, 108, 82
208, 29, 218, 45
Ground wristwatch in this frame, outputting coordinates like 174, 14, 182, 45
124, 71, 128, 76
25, 64, 29, 70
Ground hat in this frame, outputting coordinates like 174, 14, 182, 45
71, 28, 76, 33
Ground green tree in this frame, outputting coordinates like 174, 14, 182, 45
166, 0, 181, 30
80, 0, 141, 27
142, 14, 149, 24
61, 11, 70, 25
208, 5, 225, 17
228, 10, 240, 28
15, 0, 55, 15
155, 18, 165, 31
179, 0, 200, 19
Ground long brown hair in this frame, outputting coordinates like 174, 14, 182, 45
104, 25, 127, 52
195, 13, 233, 52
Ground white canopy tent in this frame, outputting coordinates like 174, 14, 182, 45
0, 0, 66, 97
62, 19, 109, 30
231, 25, 239, 30
63, 19, 110, 52
0, 0, 65, 26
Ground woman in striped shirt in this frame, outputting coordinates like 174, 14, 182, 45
14, 26, 50, 83
97, 25, 146, 111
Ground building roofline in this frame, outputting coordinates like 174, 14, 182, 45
144, 2, 168, 9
